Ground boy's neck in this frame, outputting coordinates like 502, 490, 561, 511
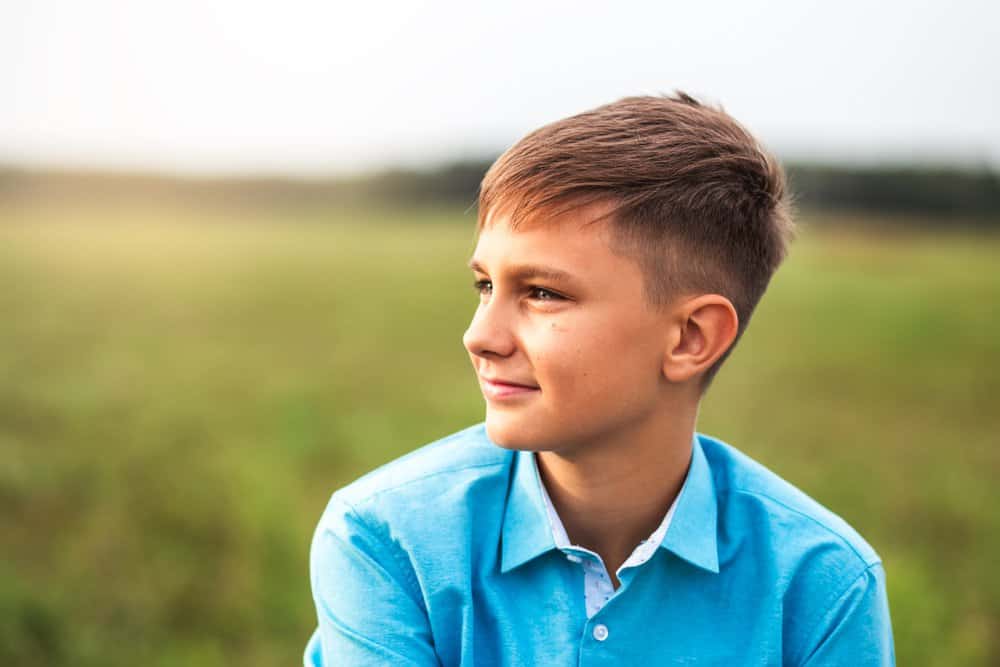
534, 401, 697, 588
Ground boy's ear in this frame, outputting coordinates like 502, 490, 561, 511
661, 295, 739, 385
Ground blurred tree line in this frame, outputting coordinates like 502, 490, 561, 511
1, 160, 998, 225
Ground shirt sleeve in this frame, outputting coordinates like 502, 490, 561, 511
304, 494, 441, 667
799, 562, 895, 666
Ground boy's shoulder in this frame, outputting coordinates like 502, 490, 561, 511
322, 424, 881, 574
697, 431, 881, 569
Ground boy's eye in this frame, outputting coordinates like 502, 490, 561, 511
529, 286, 563, 301
472, 280, 564, 303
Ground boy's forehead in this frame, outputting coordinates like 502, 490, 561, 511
474, 205, 613, 262
470, 201, 645, 288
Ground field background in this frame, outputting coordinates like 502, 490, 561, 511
2, 198, 998, 666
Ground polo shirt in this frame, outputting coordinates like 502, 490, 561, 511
304, 423, 894, 666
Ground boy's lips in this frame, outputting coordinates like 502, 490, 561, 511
479, 376, 540, 400
482, 375, 538, 388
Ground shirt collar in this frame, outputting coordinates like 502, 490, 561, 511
499, 442, 554, 573
499, 432, 720, 574
660, 433, 720, 573
536, 453, 687, 570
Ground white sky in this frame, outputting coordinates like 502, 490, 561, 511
3, 0, 999, 175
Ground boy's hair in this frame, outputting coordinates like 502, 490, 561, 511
477, 92, 795, 393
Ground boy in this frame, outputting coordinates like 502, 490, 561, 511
304, 93, 894, 665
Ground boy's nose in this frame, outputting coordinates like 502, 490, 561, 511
463, 303, 516, 359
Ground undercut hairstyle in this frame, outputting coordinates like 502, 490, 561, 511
476, 92, 796, 393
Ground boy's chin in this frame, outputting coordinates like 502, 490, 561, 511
484, 413, 544, 451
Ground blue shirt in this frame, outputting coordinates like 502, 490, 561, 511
304, 423, 894, 666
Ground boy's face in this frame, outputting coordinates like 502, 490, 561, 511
463, 204, 673, 454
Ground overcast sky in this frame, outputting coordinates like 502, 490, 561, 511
3, 0, 998, 175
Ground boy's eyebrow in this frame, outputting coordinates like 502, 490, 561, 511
467, 259, 578, 284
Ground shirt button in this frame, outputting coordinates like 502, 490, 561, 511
593, 624, 609, 641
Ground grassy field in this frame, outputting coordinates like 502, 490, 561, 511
1, 200, 998, 665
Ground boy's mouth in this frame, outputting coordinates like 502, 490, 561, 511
479, 376, 540, 400
482, 375, 538, 388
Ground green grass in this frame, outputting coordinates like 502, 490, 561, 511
1, 200, 998, 665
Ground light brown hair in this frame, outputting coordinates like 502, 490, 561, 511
477, 92, 795, 393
